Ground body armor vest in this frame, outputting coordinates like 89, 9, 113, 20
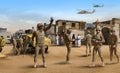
36, 30, 45, 44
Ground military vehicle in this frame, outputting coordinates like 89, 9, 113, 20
21, 29, 51, 54
93, 4, 104, 8
77, 9, 95, 14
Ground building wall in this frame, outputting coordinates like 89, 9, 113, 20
66, 22, 71, 29
0, 32, 12, 44
0, 28, 11, 43
56, 20, 86, 31
56, 20, 86, 30
0, 28, 7, 32
114, 23, 120, 42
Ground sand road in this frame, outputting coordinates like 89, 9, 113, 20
0, 45, 120, 73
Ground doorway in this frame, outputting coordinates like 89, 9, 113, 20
102, 27, 110, 45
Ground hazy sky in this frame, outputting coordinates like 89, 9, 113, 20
0, 0, 120, 32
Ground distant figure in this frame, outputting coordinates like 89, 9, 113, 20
72, 34, 76, 47
0, 36, 6, 57
32, 17, 53, 68
85, 31, 92, 56
23, 35, 31, 54
11, 36, 20, 55
77, 34, 81, 47
56, 33, 59, 45
62, 29, 72, 63
90, 28, 105, 67
32, 27, 35, 31
0, 36, 6, 53
16, 34, 23, 54
108, 29, 119, 63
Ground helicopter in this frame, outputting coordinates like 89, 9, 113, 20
77, 9, 95, 14
93, 4, 104, 8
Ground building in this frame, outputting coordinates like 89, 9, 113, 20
45, 24, 56, 44
56, 20, 86, 45
94, 18, 120, 44
0, 28, 12, 44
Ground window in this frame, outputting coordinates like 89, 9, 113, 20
72, 23, 75, 28
62, 22, 66, 26
7, 36, 10, 38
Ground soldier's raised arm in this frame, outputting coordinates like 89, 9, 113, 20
44, 17, 54, 31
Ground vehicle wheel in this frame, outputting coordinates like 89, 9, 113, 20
45, 46, 48, 54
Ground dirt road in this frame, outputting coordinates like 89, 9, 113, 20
0, 45, 120, 73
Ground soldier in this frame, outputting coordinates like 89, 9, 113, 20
23, 35, 31, 54
0, 36, 6, 57
85, 31, 92, 56
32, 17, 53, 68
72, 34, 76, 47
62, 29, 72, 63
0, 36, 6, 52
56, 33, 59, 46
16, 34, 23, 54
77, 34, 81, 47
11, 36, 20, 55
108, 29, 119, 63
90, 28, 105, 67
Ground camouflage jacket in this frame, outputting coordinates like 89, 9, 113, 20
63, 33, 71, 45
0, 38, 6, 47
92, 33, 104, 46
108, 34, 118, 46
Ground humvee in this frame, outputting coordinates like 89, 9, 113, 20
22, 29, 51, 54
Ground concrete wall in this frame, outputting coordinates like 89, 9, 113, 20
0, 32, 12, 44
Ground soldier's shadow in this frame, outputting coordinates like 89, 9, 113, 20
23, 65, 45, 69
54, 61, 71, 65
105, 62, 118, 65
78, 55, 89, 57
79, 65, 104, 69
26, 65, 34, 68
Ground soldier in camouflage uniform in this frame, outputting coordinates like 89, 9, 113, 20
32, 18, 53, 68
85, 31, 92, 56
90, 28, 105, 67
0, 36, 6, 57
11, 36, 20, 55
0, 36, 6, 53
62, 29, 72, 63
23, 35, 31, 54
16, 34, 23, 54
108, 29, 119, 63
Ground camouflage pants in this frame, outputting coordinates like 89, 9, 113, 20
65, 43, 71, 62
92, 46, 104, 62
13, 44, 20, 55
109, 46, 119, 62
86, 42, 92, 55
34, 44, 45, 63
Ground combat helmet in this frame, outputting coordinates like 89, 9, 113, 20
37, 23, 43, 27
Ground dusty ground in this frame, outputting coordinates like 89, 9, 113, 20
0, 45, 120, 73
